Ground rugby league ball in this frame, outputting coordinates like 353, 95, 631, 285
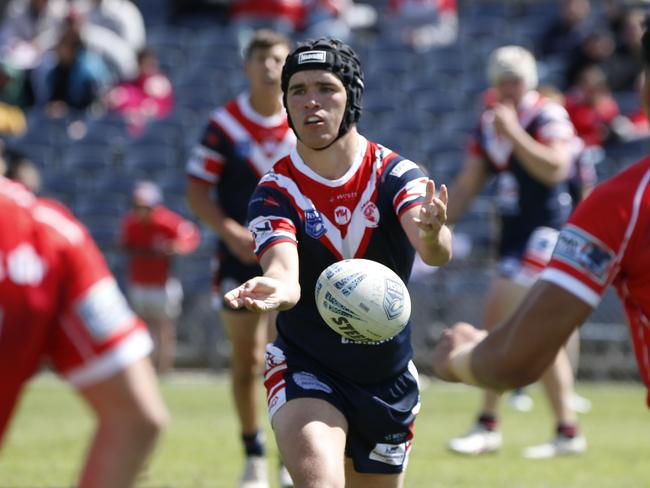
315, 258, 411, 343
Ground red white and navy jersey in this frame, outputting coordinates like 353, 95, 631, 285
0, 178, 151, 442
120, 205, 200, 286
186, 93, 295, 259
248, 138, 428, 384
540, 157, 650, 408
470, 90, 577, 258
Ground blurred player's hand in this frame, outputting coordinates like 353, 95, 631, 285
413, 179, 447, 238
493, 103, 520, 139
432, 322, 487, 382
224, 276, 292, 312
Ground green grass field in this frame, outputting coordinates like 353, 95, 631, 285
0, 373, 648, 488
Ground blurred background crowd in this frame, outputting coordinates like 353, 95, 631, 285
0, 0, 646, 378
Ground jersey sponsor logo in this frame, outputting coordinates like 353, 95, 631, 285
298, 51, 327, 64
6, 243, 46, 286
552, 226, 615, 285
362, 201, 380, 228
76, 278, 135, 341
252, 219, 273, 236
390, 159, 419, 178
292, 371, 332, 393
369, 442, 407, 466
334, 205, 351, 225
304, 209, 326, 238
383, 278, 405, 320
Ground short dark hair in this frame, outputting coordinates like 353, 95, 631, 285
244, 29, 291, 60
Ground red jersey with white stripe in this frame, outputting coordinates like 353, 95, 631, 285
248, 138, 427, 383
540, 157, 650, 408
120, 206, 200, 285
0, 178, 152, 443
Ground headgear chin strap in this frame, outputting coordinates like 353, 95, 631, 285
281, 38, 364, 149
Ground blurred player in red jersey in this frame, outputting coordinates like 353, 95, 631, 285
433, 20, 650, 436
0, 176, 168, 488
120, 180, 200, 375
185, 29, 293, 487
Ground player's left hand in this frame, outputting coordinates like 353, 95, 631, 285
432, 321, 487, 382
413, 179, 447, 238
493, 103, 520, 139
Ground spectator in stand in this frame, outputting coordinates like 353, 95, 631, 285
300, 0, 351, 42
2, 148, 41, 192
564, 28, 616, 90
72, 0, 146, 81
0, 0, 68, 70
31, 17, 111, 115
0, 61, 31, 108
230, 0, 304, 37
104, 48, 174, 136
606, 7, 645, 92
565, 65, 621, 147
120, 181, 200, 375
0, 176, 168, 488
538, 0, 595, 60
383, 0, 458, 52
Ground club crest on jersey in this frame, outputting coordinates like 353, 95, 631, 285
304, 209, 326, 238
553, 226, 615, 285
383, 278, 405, 320
362, 201, 380, 228
334, 206, 351, 225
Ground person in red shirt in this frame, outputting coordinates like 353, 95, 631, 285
433, 24, 650, 425
120, 180, 200, 374
0, 176, 168, 488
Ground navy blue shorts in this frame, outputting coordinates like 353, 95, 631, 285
212, 254, 262, 312
264, 343, 420, 474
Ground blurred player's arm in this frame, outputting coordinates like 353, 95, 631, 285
185, 178, 256, 264
402, 179, 452, 265
223, 241, 300, 313
446, 153, 488, 225
432, 280, 593, 390
493, 103, 571, 185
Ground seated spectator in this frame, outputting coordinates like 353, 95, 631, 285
2, 148, 41, 192
31, 18, 111, 115
564, 28, 616, 89
605, 7, 644, 92
0, 0, 69, 70
383, 0, 458, 52
564, 65, 621, 147
537, 0, 595, 60
104, 48, 173, 136
300, 0, 351, 42
0, 61, 31, 107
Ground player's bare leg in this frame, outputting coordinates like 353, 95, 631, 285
272, 398, 347, 488
77, 357, 168, 488
221, 308, 271, 485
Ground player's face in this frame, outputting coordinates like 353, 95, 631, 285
246, 44, 290, 90
286, 70, 347, 150
494, 76, 526, 105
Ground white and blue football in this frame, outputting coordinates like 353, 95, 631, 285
315, 258, 411, 343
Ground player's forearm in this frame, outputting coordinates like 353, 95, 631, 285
186, 191, 230, 236
417, 224, 452, 265
509, 129, 571, 185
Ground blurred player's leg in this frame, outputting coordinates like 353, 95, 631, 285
222, 308, 271, 488
272, 398, 347, 487
77, 356, 168, 488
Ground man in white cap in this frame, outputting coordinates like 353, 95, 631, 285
444, 45, 588, 458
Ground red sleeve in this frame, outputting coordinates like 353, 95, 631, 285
157, 207, 201, 254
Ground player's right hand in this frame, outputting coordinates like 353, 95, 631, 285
224, 276, 288, 312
